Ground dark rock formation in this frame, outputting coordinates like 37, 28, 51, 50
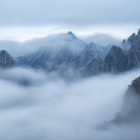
127, 76, 140, 95
127, 34, 140, 69
112, 76, 140, 124
122, 39, 126, 44
127, 33, 136, 43
103, 46, 127, 73
0, 50, 15, 68
99, 76, 140, 129
103, 29, 140, 73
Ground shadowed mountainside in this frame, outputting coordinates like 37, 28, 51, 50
0, 50, 15, 68
103, 29, 140, 73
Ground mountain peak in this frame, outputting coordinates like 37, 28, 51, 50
67, 31, 77, 39
127, 33, 136, 43
0, 50, 16, 68
103, 45, 127, 73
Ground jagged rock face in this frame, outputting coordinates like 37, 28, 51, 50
127, 33, 136, 43
104, 76, 140, 126
103, 46, 127, 73
120, 76, 140, 121
104, 29, 140, 73
0, 50, 15, 68
73, 42, 104, 76
127, 35, 140, 69
122, 39, 126, 44
127, 76, 140, 94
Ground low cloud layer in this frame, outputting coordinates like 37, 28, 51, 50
1, 67, 140, 140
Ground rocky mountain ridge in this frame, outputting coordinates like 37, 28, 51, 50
103, 29, 140, 73
2, 29, 140, 76
14, 32, 111, 77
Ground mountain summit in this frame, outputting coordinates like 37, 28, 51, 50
0, 50, 15, 68
67, 31, 77, 39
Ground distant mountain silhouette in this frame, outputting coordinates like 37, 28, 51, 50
0, 28, 137, 76
14, 32, 111, 77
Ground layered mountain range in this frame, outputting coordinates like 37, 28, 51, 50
1, 29, 140, 76
13, 31, 112, 77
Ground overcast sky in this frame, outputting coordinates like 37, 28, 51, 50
0, 0, 140, 41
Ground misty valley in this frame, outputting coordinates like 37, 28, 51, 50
1, 29, 140, 140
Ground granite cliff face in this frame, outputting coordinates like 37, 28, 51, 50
103, 46, 127, 73
127, 32, 140, 69
111, 76, 140, 124
0, 50, 15, 68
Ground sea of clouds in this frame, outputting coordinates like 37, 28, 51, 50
0, 67, 140, 140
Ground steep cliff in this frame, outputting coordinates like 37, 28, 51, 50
0, 50, 15, 68
103, 46, 127, 73
103, 29, 140, 73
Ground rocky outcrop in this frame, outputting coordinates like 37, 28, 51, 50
113, 76, 140, 124
103, 46, 127, 73
127, 34, 140, 69
127, 33, 136, 43
103, 29, 140, 73
122, 39, 126, 44
74, 42, 104, 76
0, 50, 15, 68
127, 76, 140, 95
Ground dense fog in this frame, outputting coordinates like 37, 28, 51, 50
1, 67, 140, 140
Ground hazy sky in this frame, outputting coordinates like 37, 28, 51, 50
0, 0, 140, 41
